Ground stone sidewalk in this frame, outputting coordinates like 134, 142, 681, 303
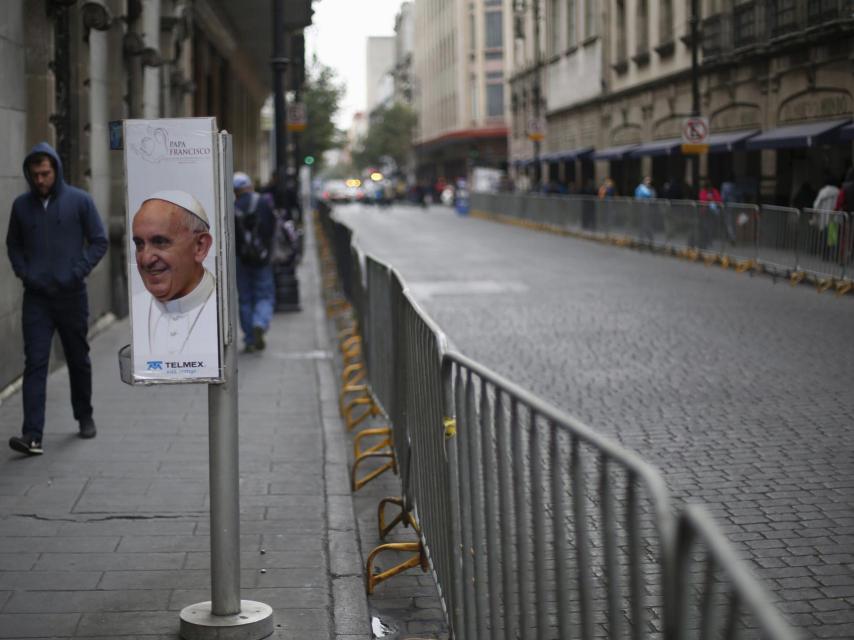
0, 225, 372, 639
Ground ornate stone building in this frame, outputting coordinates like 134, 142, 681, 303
509, 0, 854, 201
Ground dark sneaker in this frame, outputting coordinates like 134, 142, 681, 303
78, 417, 97, 439
9, 436, 43, 455
252, 326, 266, 351
243, 343, 257, 354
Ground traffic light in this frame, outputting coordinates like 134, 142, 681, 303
304, 155, 315, 166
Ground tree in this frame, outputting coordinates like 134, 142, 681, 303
300, 57, 345, 171
353, 103, 417, 173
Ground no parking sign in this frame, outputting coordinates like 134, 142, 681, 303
681, 116, 710, 154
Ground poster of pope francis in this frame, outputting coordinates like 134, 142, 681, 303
124, 118, 222, 382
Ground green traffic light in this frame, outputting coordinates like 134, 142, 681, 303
304, 156, 315, 165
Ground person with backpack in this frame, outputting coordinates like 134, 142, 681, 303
233, 172, 276, 353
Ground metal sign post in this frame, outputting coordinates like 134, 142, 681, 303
118, 125, 274, 639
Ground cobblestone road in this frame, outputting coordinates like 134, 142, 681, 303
335, 202, 854, 639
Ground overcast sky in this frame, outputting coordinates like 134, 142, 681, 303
305, 0, 406, 130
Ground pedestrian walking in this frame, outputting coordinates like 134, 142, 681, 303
810, 174, 840, 261
233, 172, 276, 353
698, 179, 722, 250
6, 142, 108, 455
634, 176, 656, 245
598, 177, 616, 198
720, 174, 740, 243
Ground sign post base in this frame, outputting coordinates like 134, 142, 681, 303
179, 601, 274, 640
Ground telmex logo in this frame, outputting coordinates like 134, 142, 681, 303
146, 360, 164, 370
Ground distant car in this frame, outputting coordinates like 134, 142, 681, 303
346, 185, 366, 202
321, 180, 349, 203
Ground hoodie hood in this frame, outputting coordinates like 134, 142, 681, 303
23, 142, 64, 197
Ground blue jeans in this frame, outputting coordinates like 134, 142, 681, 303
236, 262, 274, 346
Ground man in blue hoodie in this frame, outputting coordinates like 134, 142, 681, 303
6, 143, 108, 455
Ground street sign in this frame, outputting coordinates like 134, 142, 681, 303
681, 116, 709, 154
527, 117, 545, 142
287, 102, 307, 132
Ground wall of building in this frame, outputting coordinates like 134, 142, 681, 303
0, 0, 30, 390
366, 36, 396, 115
0, 0, 270, 392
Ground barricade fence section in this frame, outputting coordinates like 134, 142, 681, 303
471, 192, 853, 290
314, 205, 799, 640
443, 352, 673, 640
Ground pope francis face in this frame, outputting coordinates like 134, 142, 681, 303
132, 199, 213, 302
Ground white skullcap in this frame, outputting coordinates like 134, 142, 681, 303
141, 190, 210, 228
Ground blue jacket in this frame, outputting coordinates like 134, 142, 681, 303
6, 142, 108, 295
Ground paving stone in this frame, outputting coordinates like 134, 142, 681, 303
4, 589, 170, 613
0, 613, 80, 637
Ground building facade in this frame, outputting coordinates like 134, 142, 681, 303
412, 0, 511, 185
0, 0, 274, 391
509, 0, 854, 202
367, 36, 396, 115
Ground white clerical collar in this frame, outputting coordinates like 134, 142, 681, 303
154, 269, 214, 315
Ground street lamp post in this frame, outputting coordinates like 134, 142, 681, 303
690, 0, 700, 195
272, 0, 289, 204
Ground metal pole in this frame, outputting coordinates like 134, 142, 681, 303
690, 0, 700, 196
532, 0, 541, 190
208, 333, 240, 614
179, 134, 273, 640
272, 0, 289, 205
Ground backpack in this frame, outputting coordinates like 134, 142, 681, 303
235, 192, 270, 266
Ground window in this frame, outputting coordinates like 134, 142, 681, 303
487, 83, 504, 117
471, 75, 478, 120
768, 0, 797, 36
584, 0, 596, 39
733, 1, 756, 47
615, 0, 627, 62
549, 0, 561, 54
485, 10, 503, 49
636, 0, 648, 53
808, 0, 840, 24
567, 0, 577, 48
659, 0, 673, 42
469, 11, 476, 53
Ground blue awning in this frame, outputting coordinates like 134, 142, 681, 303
841, 123, 854, 141
550, 146, 594, 161
628, 138, 682, 158
707, 129, 759, 153
745, 119, 850, 150
592, 144, 639, 161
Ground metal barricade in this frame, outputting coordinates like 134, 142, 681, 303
696, 201, 727, 260
396, 287, 454, 612
638, 198, 670, 250
364, 256, 397, 419
443, 351, 674, 640
721, 203, 760, 269
602, 197, 638, 244
665, 200, 700, 254
323, 214, 799, 640
674, 505, 798, 640
757, 205, 800, 276
798, 209, 851, 286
